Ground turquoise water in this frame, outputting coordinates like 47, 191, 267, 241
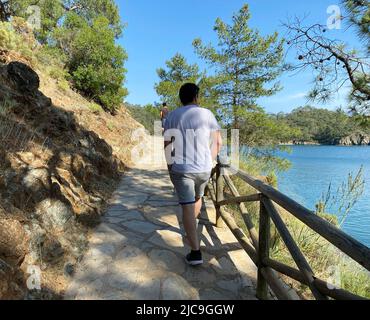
276, 146, 370, 248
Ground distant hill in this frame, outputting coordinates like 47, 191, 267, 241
274, 106, 370, 146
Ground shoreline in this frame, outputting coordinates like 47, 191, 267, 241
279, 143, 370, 147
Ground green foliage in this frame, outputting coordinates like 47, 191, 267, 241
8, 0, 65, 44
87, 102, 104, 114
155, 53, 203, 108
344, 0, 370, 46
0, 20, 33, 58
35, 45, 66, 67
286, 1, 369, 116
127, 103, 160, 134
277, 106, 369, 144
193, 4, 284, 127
239, 108, 301, 146
339, 262, 370, 298
6, 0, 127, 112
8, 0, 122, 43
316, 167, 365, 226
72, 0, 123, 38
56, 15, 128, 111
37, 46, 70, 88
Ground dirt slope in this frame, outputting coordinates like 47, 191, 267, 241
0, 51, 143, 299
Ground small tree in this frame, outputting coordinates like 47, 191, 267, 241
56, 15, 128, 112
193, 4, 284, 128
316, 167, 365, 226
5, 0, 123, 42
155, 53, 202, 108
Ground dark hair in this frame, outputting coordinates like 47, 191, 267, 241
162, 102, 167, 107
179, 83, 200, 105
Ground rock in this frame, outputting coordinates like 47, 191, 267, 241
142, 205, 182, 228
131, 277, 161, 300
148, 229, 187, 254
42, 238, 64, 263
36, 199, 74, 230
0, 259, 13, 299
0, 258, 25, 300
123, 220, 160, 235
64, 263, 75, 277
161, 275, 199, 300
183, 267, 216, 286
22, 168, 51, 198
28, 228, 64, 264
148, 249, 186, 274
74, 279, 105, 300
339, 133, 370, 146
23, 168, 50, 187
0, 218, 27, 262
199, 288, 235, 300
0, 258, 13, 274
26, 221, 46, 262
210, 256, 239, 276
7, 61, 39, 93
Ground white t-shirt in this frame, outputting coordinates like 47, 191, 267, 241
164, 105, 221, 174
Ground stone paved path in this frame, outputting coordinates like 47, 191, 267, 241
65, 136, 257, 300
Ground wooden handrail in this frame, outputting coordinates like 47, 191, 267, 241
263, 258, 367, 300
207, 181, 296, 300
206, 162, 370, 300
262, 197, 327, 300
217, 194, 261, 206
234, 169, 370, 272
256, 199, 271, 299
223, 173, 260, 250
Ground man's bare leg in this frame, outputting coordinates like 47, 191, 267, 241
183, 198, 203, 247
182, 203, 199, 251
195, 197, 202, 219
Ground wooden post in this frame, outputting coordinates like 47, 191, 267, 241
257, 198, 270, 300
215, 163, 225, 228
262, 198, 327, 300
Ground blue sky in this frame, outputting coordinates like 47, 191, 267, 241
117, 0, 362, 113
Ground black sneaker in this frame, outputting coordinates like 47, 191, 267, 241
185, 250, 203, 266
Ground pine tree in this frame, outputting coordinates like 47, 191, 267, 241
155, 53, 202, 108
285, 1, 369, 116
193, 4, 284, 128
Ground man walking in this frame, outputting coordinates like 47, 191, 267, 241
160, 103, 169, 133
164, 83, 222, 266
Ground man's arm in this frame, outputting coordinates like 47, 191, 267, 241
211, 130, 223, 161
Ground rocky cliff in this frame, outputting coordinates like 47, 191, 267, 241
338, 133, 370, 146
0, 53, 142, 299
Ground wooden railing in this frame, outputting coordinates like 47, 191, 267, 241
206, 161, 370, 300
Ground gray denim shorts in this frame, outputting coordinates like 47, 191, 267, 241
169, 171, 211, 205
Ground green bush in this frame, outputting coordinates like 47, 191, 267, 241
87, 102, 104, 114
0, 21, 33, 58
127, 104, 160, 134
56, 15, 128, 112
